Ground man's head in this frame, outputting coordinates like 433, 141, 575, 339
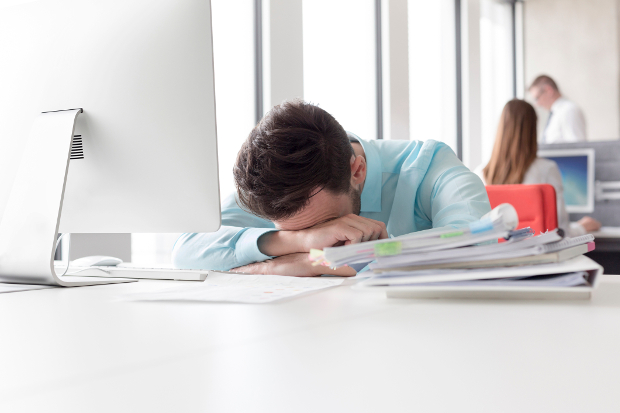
234, 100, 367, 230
528, 75, 561, 110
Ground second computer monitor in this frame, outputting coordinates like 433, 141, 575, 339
538, 148, 595, 213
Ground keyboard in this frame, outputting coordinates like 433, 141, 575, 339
54, 263, 208, 281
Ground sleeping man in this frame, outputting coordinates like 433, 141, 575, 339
172, 100, 491, 276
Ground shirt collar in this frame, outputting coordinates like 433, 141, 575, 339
550, 96, 566, 113
347, 132, 382, 212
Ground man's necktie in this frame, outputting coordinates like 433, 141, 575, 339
542, 111, 553, 143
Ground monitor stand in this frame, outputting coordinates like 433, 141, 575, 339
0, 109, 134, 287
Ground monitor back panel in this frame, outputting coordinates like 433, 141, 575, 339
0, 0, 220, 233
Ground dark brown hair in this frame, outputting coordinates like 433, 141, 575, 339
483, 99, 538, 185
234, 99, 354, 221
529, 75, 559, 92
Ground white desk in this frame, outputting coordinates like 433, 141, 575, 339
2, 276, 620, 413
592, 226, 620, 239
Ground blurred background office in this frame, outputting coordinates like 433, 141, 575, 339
72, 0, 620, 271
475, 99, 601, 236
528, 75, 587, 143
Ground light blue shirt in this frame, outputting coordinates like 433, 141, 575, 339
172, 136, 491, 271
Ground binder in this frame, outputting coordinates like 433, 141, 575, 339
354, 256, 604, 300
374, 243, 591, 272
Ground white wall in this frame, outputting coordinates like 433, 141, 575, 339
524, 0, 620, 141
303, 0, 377, 139
212, 0, 256, 200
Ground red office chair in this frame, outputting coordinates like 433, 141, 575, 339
486, 184, 558, 235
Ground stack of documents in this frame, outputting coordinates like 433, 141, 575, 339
370, 232, 594, 272
310, 204, 603, 300
355, 255, 602, 300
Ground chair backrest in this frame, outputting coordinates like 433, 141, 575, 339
486, 184, 558, 235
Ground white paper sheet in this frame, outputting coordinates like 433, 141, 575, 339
0, 283, 55, 294
372, 231, 563, 269
120, 272, 345, 303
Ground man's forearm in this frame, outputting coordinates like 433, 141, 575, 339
269, 254, 357, 277
258, 214, 388, 258
258, 231, 306, 257
173, 227, 276, 271
233, 252, 357, 277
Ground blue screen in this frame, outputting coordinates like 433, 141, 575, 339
545, 155, 589, 207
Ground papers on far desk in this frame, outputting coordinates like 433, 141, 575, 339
120, 272, 344, 304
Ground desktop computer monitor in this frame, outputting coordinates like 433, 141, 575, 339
0, 0, 220, 285
538, 148, 595, 213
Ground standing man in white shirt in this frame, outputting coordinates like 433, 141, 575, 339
528, 75, 587, 143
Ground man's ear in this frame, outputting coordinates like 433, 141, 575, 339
350, 154, 367, 188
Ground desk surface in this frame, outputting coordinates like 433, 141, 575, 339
3, 276, 620, 413
592, 226, 620, 239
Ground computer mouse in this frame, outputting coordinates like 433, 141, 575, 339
71, 255, 123, 267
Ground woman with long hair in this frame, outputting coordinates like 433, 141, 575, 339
476, 99, 600, 236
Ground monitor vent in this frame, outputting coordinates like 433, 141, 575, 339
70, 135, 84, 160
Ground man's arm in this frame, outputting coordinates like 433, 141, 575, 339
417, 143, 492, 228
232, 252, 358, 277
173, 195, 388, 271
257, 214, 387, 256
236, 214, 388, 276
172, 194, 277, 271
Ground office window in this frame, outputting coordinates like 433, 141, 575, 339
408, 0, 457, 151
479, 0, 514, 163
302, 0, 378, 140
132, 0, 256, 265
212, 0, 257, 201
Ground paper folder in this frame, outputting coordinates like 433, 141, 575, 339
354, 256, 604, 300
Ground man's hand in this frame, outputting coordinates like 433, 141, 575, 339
301, 214, 389, 249
232, 253, 357, 277
259, 214, 388, 256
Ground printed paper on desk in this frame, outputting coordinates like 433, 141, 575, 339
120, 272, 345, 304
0, 283, 56, 294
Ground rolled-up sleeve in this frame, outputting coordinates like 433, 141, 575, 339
172, 194, 277, 270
